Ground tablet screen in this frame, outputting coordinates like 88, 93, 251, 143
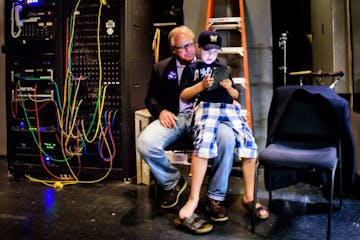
208, 66, 231, 91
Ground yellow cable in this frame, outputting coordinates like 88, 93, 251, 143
152, 28, 161, 63
78, 2, 106, 144
81, 85, 108, 143
24, 0, 118, 186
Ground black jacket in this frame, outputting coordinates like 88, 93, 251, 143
145, 56, 183, 119
266, 85, 355, 191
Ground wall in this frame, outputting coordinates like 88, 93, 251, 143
244, 0, 273, 150
351, 112, 360, 175
350, 0, 360, 175
0, 0, 6, 156
183, 0, 208, 38
311, 0, 359, 174
311, 0, 350, 93
352, 0, 360, 113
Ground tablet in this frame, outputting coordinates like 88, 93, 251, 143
208, 66, 231, 91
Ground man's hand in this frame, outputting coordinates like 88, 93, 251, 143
159, 109, 178, 128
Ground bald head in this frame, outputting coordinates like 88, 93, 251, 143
168, 25, 195, 48
168, 25, 196, 65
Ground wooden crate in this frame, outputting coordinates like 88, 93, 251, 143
134, 109, 152, 185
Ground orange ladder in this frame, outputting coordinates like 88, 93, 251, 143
205, 0, 252, 129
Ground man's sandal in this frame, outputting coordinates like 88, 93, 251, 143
242, 199, 269, 220
174, 213, 214, 234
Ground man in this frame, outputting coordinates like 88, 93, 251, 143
137, 26, 268, 234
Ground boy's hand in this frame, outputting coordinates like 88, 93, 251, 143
219, 79, 232, 89
202, 75, 214, 90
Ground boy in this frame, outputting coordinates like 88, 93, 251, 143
177, 30, 268, 223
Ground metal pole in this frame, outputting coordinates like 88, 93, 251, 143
279, 32, 288, 86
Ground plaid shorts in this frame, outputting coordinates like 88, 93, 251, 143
193, 102, 258, 159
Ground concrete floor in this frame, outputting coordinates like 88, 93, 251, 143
0, 158, 359, 240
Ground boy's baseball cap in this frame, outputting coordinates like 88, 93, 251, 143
197, 30, 222, 50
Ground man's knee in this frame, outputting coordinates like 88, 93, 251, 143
137, 132, 151, 156
217, 123, 236, 144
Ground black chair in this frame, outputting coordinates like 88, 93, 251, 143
252, 88, 343, 240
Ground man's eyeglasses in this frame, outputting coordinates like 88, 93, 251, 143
174, 42, 195, 51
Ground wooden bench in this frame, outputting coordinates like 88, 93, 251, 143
135, 109, 194, 185
135, 109, 153, 185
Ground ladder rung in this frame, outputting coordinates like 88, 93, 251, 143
240, 109, 248, 116
232, 77, 246, 87
220, 47, 243, 56
208, 17, 241, 30
208, 17, 241, 24
210, 24, 240, 30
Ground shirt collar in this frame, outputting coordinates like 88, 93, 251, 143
176, 59, 186, 69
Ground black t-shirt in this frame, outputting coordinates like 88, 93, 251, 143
180, 60, 235, 104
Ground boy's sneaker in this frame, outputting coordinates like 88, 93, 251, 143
160, 176, 187, 208
206, 198, 229, 222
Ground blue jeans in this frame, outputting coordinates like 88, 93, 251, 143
137, 113, 236, 201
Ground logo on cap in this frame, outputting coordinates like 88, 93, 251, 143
198, 30, 222, 50
210, 35, 218, 43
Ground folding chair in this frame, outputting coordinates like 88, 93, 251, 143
252, 87, 343, 240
